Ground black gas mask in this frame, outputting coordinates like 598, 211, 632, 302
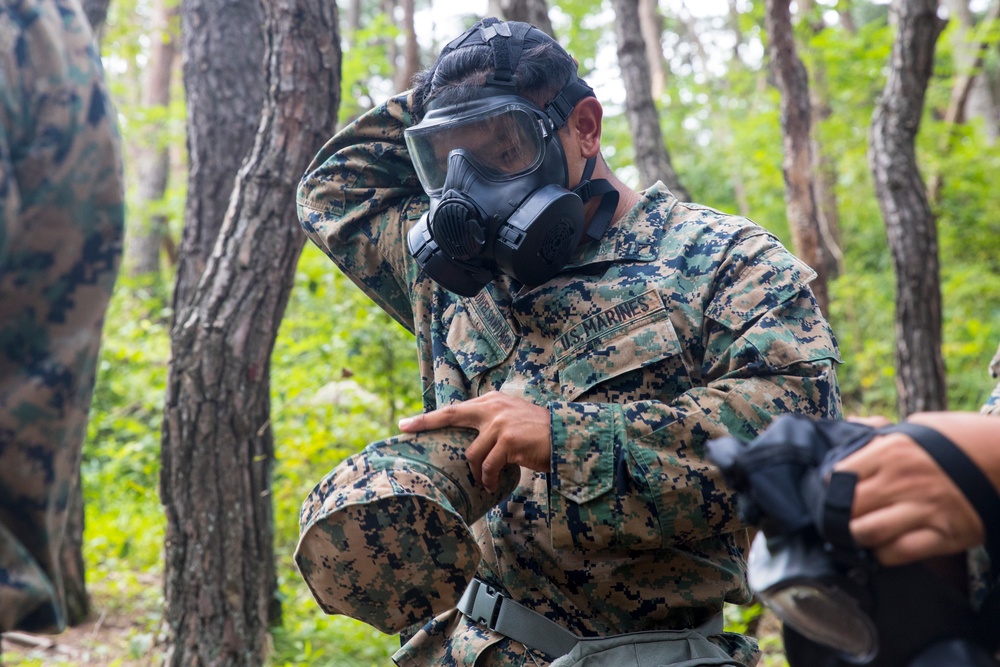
403, 19, 618, 297
706, 415, 1000, 667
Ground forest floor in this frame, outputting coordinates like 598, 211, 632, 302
1, 573, 166, 666
2, 615, 157, 666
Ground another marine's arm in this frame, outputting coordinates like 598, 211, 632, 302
0, 0, 124, 633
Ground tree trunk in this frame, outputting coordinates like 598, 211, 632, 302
610, 0, 690, 199
765, 0, 830, 314
869, 0, 947, 417
638, 0, 666, 99
801, 0, 845, 280
126, 0, 179, 277
346, 0, 362, 36
928, 0, 1000, 201
487, 0, 554, 36
393, 0, 419, 92
838, 0, 858, 34
809, 70, 845, 281
160, 0, 340, 664
81, 0, 111, 38
942, 0, 998, 142
173, 0, 265, 313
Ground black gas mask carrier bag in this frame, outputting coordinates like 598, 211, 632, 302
706, 415, 1000, 667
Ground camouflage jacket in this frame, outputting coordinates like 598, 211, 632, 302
0, 0, 124, 633
297, 92, 843, 666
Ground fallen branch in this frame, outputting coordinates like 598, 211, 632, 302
2, 631, 80, 657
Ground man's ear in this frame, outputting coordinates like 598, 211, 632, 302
568, 97, 603, 159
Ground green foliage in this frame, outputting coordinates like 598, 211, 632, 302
827, 271, 899, 417
551, 0, 609, 75
340, 13, 400, 124
84, 276, 171, 574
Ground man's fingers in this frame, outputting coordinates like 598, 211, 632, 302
480, 445, 509, 494
398, 402, 484, 432
836, 433, 910, 481
849, 475, 898, 517
465, 433, 496, 489
874, 529, 951, 567
849, 502, 934, 549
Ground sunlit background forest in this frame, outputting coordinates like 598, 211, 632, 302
7, 0, 1000, 663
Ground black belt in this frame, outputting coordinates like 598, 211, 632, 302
456, 577, 725, 660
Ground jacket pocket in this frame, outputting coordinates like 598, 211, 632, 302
445, 295, 517, 383
555, 290, 684, 402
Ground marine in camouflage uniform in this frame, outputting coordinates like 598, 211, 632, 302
0, 0, 124, 633
295, 33, 842, 667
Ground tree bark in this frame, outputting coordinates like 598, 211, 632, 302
81, 0, 111, 38
800, 0, 845, 280
765, 0, 830, 314
393, 0, 419, 93
869, 0, 947, 417
160, 0, 340, 663
126, 0, 179, 277
610, 0, 691, 199
487, 0, 554, 36
942, 0, 998, 142
173, 0, 265, 313
638, 0, 666, 99
838, 0, 858, 34
928, 0, 1000, 201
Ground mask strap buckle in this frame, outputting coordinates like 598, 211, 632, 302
482, 20, 530, 90
572, 157, 620, 243
544, 79, 596, 129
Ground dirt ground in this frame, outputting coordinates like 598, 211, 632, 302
1, 602, 164, 666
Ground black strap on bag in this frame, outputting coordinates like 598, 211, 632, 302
878, 423, 1000, 654
456, 577, 726, 661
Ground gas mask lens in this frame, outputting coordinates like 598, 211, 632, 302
763, 582, 879, 662
748, 533, 879, 663
405, 98, 547, 193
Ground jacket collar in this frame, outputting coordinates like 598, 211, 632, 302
564, 181, 675, 269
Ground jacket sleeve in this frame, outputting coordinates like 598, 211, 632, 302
296, 91, 428, 333
546, 232, 843, 552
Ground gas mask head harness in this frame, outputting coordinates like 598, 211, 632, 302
706, 415, 1000, 667
404, 18, 619, 297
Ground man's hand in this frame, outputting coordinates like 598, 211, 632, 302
397, 391, 551, 493
835, 412, 998, 566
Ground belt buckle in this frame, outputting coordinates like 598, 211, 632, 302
469, 580, 504, 630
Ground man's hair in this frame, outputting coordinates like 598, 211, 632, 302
412, 21, 579, 114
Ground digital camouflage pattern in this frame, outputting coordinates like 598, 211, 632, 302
296, 427, 519, 634
0, 0, 124, 633
296, 90, 842, 667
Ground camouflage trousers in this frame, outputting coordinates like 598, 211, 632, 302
0, 0, 124, 633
